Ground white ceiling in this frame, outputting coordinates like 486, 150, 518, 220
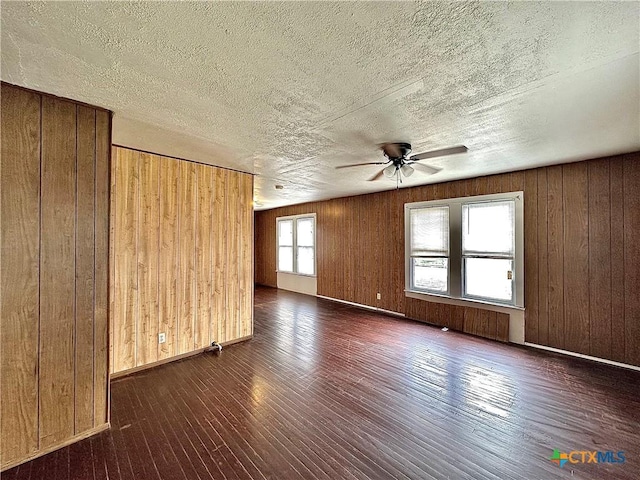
2, 1, 639, 210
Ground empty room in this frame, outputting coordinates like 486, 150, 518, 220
1, 2, 639, 479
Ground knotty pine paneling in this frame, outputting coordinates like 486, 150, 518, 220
255, 152, 640, 366
158, 156, 180, 361
195, 164, 213, 350
0, 83, 111, 470
112, 148, 138, 373
213, 168, 228, 344
110, 146, 253, 374
138, 152, 160, 366
178, 162, 196, 354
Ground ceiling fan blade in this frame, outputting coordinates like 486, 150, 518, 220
409, 145, 468, 161
335, 161, 387, 169
368, 168, 387, 181
408, 162, 441, 175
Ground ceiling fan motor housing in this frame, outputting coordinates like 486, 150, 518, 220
383, 142, 412, 160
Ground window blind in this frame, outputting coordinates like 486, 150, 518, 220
410, 206, 449, 256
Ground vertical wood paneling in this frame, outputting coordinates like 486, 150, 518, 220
110, 147, 253, 374
213, 168, 228, 344
112, 149, 138, 372
225, 172, 241, 343
75, 105, 96, 433
178, 162, 196, 354
524, 170, 538, 343
195, 165, 212, 349
588, 160, 612, 359
158, 157, 179, 360
255, 211, 276, 287
137, 153, 160, 365
1, 85, 110, 471
240, 174, 254, 338
536, 169, 549, 346
450, 306, 464, 332
496, 313, 510, 342
486, 311, 498, 341
563, 162, 589, 355
256, 153, 640, 366
39, 97, 77, 448
94, 110, 110, 426
0, 86, 41, 465
109, 147, 117, 375
623, 157, 640, 366
547, 165, 564, 350
609, 159, 626, 363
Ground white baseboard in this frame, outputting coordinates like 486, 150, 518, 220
316, 294, 405, 317
524, 342, 640, 372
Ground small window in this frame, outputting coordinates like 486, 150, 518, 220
277, 219, 294, 272
409, 206, 449, 293
276, 215, 316, 276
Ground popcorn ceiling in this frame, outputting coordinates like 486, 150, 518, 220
2, 1, 638, 209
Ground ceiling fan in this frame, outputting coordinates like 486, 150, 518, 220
335, 143, 468, 183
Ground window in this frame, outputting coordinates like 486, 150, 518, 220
278, 219, 294, 272
409, 206, 449, 293
405, 192, 523, 307
277, 214, 316, 276
462, 200, 515, 302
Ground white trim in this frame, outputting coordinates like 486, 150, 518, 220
405, 290, 524, 313
277, 271, 317, 296
405, 191, 524, 308
276, 213, 317, 276
524, 343, 640, 372
275, 271, 317, 278
316, 295, 405, 317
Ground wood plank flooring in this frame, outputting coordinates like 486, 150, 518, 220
5, 286, 640, 479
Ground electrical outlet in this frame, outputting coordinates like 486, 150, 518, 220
158, 332, 166, 344
376, 292, 381, 300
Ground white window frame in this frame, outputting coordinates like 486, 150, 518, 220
405, 192, 524, 309
276, 213, 317, 277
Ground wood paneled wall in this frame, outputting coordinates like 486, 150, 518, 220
110, 146, 253, 374
255, 152, 640, 367
1, 84, 110, 470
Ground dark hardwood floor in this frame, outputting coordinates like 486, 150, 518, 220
5, 286, 640, 479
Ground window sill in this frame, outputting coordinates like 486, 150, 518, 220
276, 271, 317, 278
405, 290, 524, 313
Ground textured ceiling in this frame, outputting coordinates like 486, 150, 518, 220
2, 1, 639, 209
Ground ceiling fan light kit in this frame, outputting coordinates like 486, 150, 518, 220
336, 142, 468, 185
383, 164, 397, 178
400, 164, 414, 177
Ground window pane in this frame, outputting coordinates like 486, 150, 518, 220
278, 246, 293, 272
462, 200, 514, 255
412, 257, 448, 293
278, 220, 293, 247
297, 217, 314, 247
410, 206, 449, 256
464, 257, 513, 302
297, 246, 315, 275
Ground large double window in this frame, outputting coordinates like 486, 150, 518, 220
277, 214, 316, 276
406, 192, 523, 307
